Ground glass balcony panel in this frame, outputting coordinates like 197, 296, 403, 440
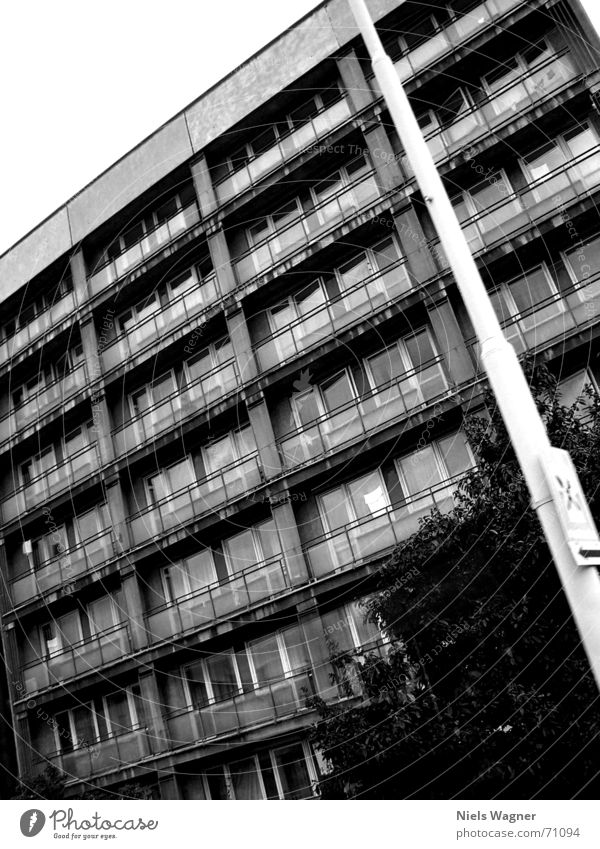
409, 30, 451, 72
141, 222, 170, 256
348, 513, 396, 560
280, 426, 324, 469
248, 145, 283, 183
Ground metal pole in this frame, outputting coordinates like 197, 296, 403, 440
349, 0, 600, 689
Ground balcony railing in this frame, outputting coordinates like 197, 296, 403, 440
0, 444, 99, 524
127, 454, 263, 546
21, 622, 132, 696
469, 266, 600, 362
456, 146, 600, 255
9, 527, 115, 607
0, 361, 87, 444
419, 49, 578, 164
164, 666, 317, 750
0, 292, 76, 363
279, 356, 449, 470
304, 478, 462, 579
37, 727, 153, 780
254, 259, 413, 373
101, 272, 220, 373
234, 169, 382, 284
113, 358, 239, 456
214, 96, 353, 204
89, 201, 201, 296
393, 0, 525, 83
145, 556, 302, 644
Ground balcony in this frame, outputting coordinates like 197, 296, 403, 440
254, 260, 412, 373
113, 358, 239, 456
89, 201, 201, 296
164, 666, 316, 750
0, 292, 76, 364
21, 622, 132, 695
234, 169, 382, 284
304, 479, 461, 579
470, 267, 600, 361
128, 455, 263, 546
37, 728, 153, 780
101, 272, 220, 373
0, 444, 99, 524
0, 362, 87, 444
9, 527, 115, 607
456, 146, 600, 255
279, 356, 449, 470
214, 96, 353, 204
420, 49, 579, 163
393, 0, 525, 83
145, 556, 302, 644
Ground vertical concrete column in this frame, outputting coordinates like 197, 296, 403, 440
0, 616, 22, 783
393, 204, 439, 283
138, 669, 169, 757
563, 1, 600, 68
247, 397, 282, 479
159, 774, 181, 799
105, 474, 131, 555
191, 154, 218, 219
225, 305, 257, 381
426, 289, 475, 386
14, 708, 33, 777
362, 122, 405, 192
336, 50, 373, 112
121, 567, 148, 651
69, 248, 90, 308
207, 230, 237, 296
271, 497, 308, 584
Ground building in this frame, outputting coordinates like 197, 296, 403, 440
1, 0, 599, 800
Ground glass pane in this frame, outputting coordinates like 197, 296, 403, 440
206, 653, 238, 701
373, 237, 402, 271
296, 280, 326, 316
348, 472, 388, 518
105, 693, 132, 733
75, 508, 100, 541
273, 745, 312, 799
369, 345, 405, 388
249, 634, 284, 684
270, 301, 295, 331
565, 235, 600, 283
321, 608, 354, 652
230, 758, 264, 799
320, 487, 353, 530
187, 661, 209, 706
405, 330, 435, 367
438, 432, 472, 477
152, 373, 176, 403
224, 529, 259, 574
322, 372, 354, 413
282, 624, 310, 671
87, 597, 114, 634
399, 445, 443, 496
256, 519, 281, 561
524, 144, 566, 181
204, 435, 235, 473
294, 389, 320, 426
58, 612, 81, 647
186, 550, 216, 591
338, 253, 371, 291
509, 267, 555, 314
72, 706, 96, 747
166, 459, 196, 492
348, 600, 381, 647
236, 426, 256, 458
163, 564, 189, 601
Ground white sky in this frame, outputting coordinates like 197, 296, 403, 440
0, 0, 323, 256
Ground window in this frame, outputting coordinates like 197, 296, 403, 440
41, 612, 82, 658
103, 690, 137, 738
367, 328, 447, 408
146, 457, 196, 507
395, 432, 473, 511
222, 519, 281, 576
558, 369, 597, 417
56, 704, 100, 753
217, 84, 344, 181
161, 548, 217, 602
130, 371, 177, 419
320, 470, 390, 533
74, 504, 110, 544
521, 125, 600, 203
31, 525, 67, 570
563, 233, 600, 300
491, 265, 564, 348
203, 426, 256, 478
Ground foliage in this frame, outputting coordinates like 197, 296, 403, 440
310, 361, 600, 799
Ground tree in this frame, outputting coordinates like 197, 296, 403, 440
309, 361, 600, 799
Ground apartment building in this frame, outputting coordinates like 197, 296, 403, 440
1, 0, 599, 800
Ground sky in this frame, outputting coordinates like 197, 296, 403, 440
0, 0, 324, 256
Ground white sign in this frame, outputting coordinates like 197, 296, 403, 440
540, 447, 600, 566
